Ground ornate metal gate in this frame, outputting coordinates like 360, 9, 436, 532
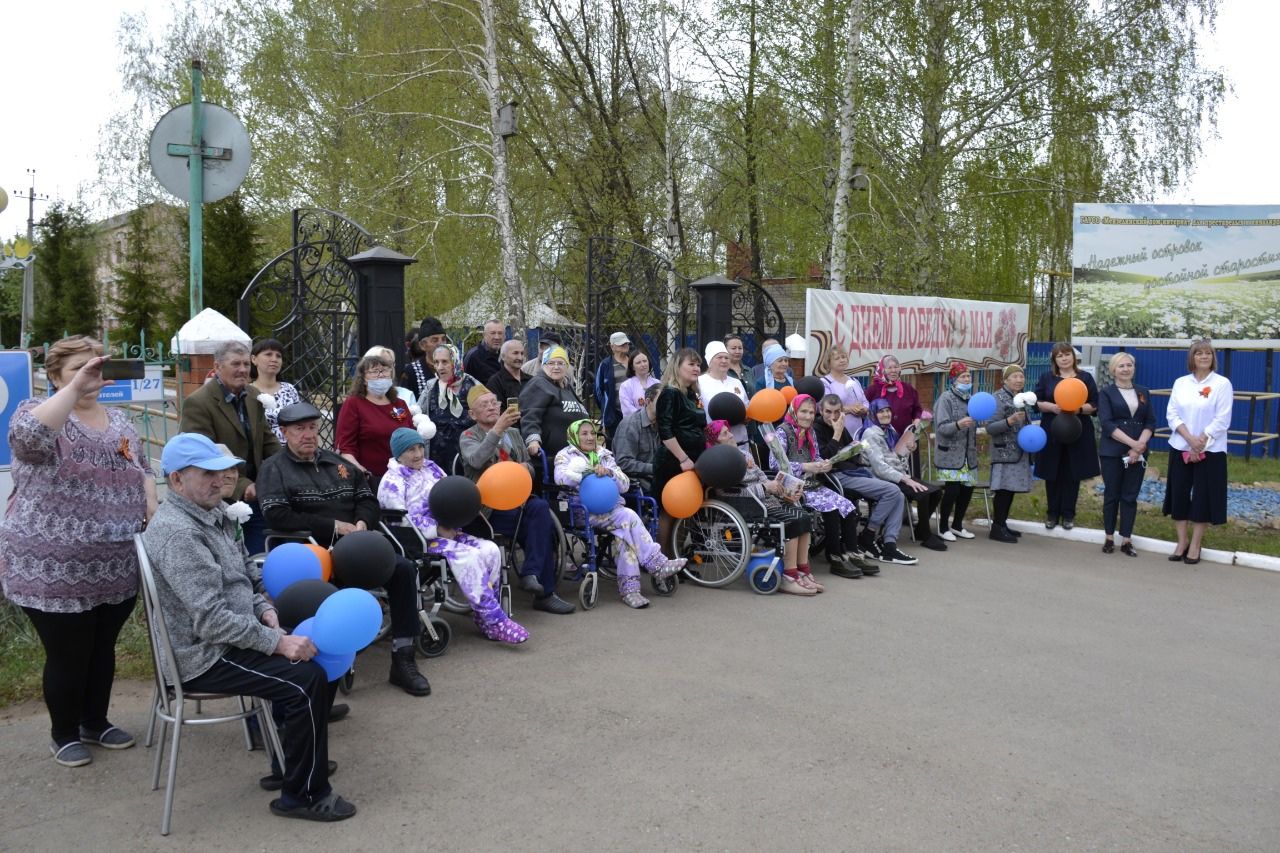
238, 208, 374, 445
585, 237, 691, 380
729, 276, 787, 348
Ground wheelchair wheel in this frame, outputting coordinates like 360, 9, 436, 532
807, 506, 826, 555
748, 563, 781, 595
650, 572, 678, 596
578, 572, 599, 610
415, 615, 452, 658
338, 668, 355, 695
500, 582, 512, 616
671, 500, 751, 587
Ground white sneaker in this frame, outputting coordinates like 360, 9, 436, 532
952, 527, 975, 540
938, 529, 957, 542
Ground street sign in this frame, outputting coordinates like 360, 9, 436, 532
0, 350, 34, 469
148, 102, 251, 204
96, 366, 166, 405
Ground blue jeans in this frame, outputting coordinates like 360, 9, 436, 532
489, 497, 558, 596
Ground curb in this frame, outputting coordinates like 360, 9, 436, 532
970, 518, 1278, 572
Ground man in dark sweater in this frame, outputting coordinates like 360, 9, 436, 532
256, 403, 431, 696
486, 338, 530, 405
462, 319, 505, 386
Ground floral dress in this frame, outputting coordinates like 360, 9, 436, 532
253, 381, 301, 443
772, 423, 857, 518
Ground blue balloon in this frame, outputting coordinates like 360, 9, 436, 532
311, 588, 382, 655
262, 543, 322, 599
579, 473, 621, 515
967, 391, 997, 421
293, 616, 316, 637
313, 649, 356, 682
1017, 423, 1048, 453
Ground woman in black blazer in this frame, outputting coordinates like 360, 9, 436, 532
1034, 343, 1100, 529
1097, 352, 1155, 556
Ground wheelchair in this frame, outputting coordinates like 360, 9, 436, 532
539, 452, 671, 609
671, 488, 795, 594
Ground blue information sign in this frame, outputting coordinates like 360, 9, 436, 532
0, 351, 34, 469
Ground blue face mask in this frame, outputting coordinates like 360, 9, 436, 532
954, 382, 972, 394
368, 378, 394, 396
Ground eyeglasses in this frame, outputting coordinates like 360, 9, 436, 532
366, 367, 393, 377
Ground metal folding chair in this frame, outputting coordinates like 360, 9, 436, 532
134, 534, 285, 836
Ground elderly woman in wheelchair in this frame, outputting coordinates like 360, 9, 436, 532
377, 428, 529, 644
704, 420, 814, 593
553, 420, 685, 609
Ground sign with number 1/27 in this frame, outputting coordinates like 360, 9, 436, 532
97, 367, 166, 404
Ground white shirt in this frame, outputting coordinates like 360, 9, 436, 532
1166, 371, 1233, 453
698, 373, 749, 445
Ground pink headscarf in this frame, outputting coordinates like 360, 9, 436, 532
873, 356, 903, 398
704, 419, 731, 449
784, 394, 818, 461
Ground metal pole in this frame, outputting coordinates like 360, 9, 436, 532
188, 60, 204, 318
20, 170, 37, 348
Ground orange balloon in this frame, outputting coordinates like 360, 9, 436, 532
1054, 377, 1087, 412
303, 544, 333, 582
780, 385, 798, 403
747, 388, 787, 423
477, 460, 533, 511
661, 470, 704, 519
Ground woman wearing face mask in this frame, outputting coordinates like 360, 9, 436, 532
983, 364, 1031, 544
417, 344, 479, 472
1098, 352, 1155, 557
1034, 343, 1100, 530
336, 355, 414, 482
933, 362, 979, 541
554, 420, 685, 608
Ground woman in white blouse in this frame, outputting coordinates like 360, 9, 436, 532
1163, 339, 1233, 564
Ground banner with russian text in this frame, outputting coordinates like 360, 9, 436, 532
805, 290, 1029, 375
1073, 203, 1280, 346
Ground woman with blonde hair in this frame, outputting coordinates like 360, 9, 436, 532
0, 336, 156, 767
1098, 352, 1155, 556
815, 343, 871, 435
653, 348, 705, 547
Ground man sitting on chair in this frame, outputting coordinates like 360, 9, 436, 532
459, 387, 576, 614
256, 402, 431, 697
143, 432, 356, 822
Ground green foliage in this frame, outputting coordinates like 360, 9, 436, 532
112, 207, 163, 343
201, 192, 262, 319
33, 202, 99, 343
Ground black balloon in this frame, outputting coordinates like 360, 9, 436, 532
428, 475, 483, 529
794, 376, 826, 402
1049, 413, 1082, 445
694, 443, 749, 489
707, 391, 747, 425
274, 579, 338, 631
331, 530, 397, 590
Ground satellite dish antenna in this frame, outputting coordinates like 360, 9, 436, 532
0, 187, 8, 214
148, 102, 251, 203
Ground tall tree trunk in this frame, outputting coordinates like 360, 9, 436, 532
660, 0, 681, 359
744, 0, 763, 279
828, 0, 864, 292
481, 0, 527, 338
913, 0, 952, 294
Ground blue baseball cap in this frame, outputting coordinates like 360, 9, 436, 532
162, 433, 244, 475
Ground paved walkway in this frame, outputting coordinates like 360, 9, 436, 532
2, 535, 1278, 851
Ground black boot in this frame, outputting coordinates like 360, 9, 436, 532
389, 647, 431, 696
989, 524, 1017, 544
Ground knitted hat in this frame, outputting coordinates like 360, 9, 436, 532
542, 346, 569, 365
1002, 363, 1025, 381
948, 361, 969, 380
763, 344, 788, 368
390, 427, 425, 460
467, 384, 494, 408
418, 316, 446, 339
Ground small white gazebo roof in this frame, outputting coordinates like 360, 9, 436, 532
170, 308, 252, 354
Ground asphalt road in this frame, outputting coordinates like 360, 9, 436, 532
2, 534, 1277, 852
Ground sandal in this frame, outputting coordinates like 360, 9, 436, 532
269, 792, 357, 822
260, 760, 339, 792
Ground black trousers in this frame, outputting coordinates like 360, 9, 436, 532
1100, 456, 1144, 537
938, 482, 974, 531
355, 557, 419, 640
897, 481, 942, 541
23, 597, 136, 745
1044, 477, 1082, 521
184, 647, 331, 804
822, 509, 860, 558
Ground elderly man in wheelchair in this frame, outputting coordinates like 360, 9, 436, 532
256, 402, 431, 697
458, 386, 576, 615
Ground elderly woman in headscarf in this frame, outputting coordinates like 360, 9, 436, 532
755, 342, 795, 393
770, 393, 876, 591
933, 361, 979, 542
866, 354, 925, 476
378, 427, 528, 644
553, 419, 685, 609
520, 344, 590, 463
417, 343, 478, 472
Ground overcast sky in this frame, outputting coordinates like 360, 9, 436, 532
1, 0, 1274, 240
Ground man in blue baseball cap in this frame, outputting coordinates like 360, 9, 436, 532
143, 433, 356, 822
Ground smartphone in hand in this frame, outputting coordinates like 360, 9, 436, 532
100, 359, 145, 381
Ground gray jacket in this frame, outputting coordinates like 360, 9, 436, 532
984, 387, 1025, 465
458, 423, 535, 482
933, 389, 979, 470
612, 408, 659, 487
142, 492, 280, 683
861, 425, 910, 484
